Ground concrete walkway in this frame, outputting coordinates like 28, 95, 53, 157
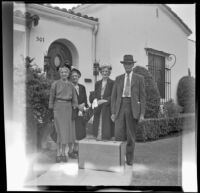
24, 131, 191, 187
26, 159, 133, 186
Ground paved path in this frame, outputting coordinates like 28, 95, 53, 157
24, 131, 190, 187
26, 159, 133, 186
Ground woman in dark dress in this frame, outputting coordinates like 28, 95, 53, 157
70, 68, 89, 156
91, 65, 114, 140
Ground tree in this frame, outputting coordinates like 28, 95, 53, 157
25, 57, 53, 149
133, 65, 161, 118
177, 75, 195, 113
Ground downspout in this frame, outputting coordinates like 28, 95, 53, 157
92, 23, 99, 83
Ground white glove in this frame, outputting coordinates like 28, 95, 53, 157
92, 98, 98, 109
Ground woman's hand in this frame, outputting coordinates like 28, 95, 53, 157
111, 114, 116, 122
78, 103, 85, 111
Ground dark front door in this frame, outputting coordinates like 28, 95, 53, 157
47, 42, 72, 80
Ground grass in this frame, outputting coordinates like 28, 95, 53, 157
131, 133, 182, 186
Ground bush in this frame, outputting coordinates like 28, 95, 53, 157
25, 57, 53, 149
162, 99, 182, 118
26, 57, 53, 124
136, 113, 195, 142
177, 75, 195, 113
133, 65, 161, 118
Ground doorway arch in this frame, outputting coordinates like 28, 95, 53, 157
46, 39, 79, 80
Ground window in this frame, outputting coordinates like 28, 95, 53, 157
145, 48, 171, 102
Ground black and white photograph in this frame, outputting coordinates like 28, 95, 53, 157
3, 2, 196, 192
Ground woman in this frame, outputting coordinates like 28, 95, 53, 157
49, 64, 78, 163
70, 68, 89, 157
91, 64, 114, 140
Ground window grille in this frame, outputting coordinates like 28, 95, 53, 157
145, 48, 172, 104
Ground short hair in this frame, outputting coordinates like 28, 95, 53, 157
99, 64, 112, 72
59, 63, 71, 72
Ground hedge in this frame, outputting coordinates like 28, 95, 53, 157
86, 113, 195, 142
136, 113, 195, 142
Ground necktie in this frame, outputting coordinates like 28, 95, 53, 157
124, 73, 131, 97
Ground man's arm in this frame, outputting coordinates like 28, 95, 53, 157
111, 78, 118, 121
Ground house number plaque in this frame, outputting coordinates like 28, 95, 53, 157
36, 36, 45, 42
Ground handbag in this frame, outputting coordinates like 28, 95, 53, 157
50, 120, 57, 143
83, 107, 94, 122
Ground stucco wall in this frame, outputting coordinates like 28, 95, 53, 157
75, 4, 189, 101
188, 39, 195, 77
27, 12, 95, 100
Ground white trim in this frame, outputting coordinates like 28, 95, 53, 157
158, 4, 192, 36
14, 23, 26, 32
26, 4, 98, 29
14, 16, 26, 27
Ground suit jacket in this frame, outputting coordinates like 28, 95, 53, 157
74, 83, 88, 140
73, 83, 88, 117
111, 72, 146, 120
76, 84, 88, 107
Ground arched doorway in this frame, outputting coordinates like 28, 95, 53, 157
46, 41, 73, 80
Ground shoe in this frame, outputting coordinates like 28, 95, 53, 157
126, 161, 133, 166
73, 150, 78, 156
68, 152, 78, 159
96, 136, 102, 141
56, 156, 62, 163
61, 155, 68, 162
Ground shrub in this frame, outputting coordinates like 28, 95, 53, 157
136, 113, 195, 142
162, 99, 182, 117
26, 56, 53, 124
133, 65, 161, 118
25, 57, 53, 149
177, 75, 195, 113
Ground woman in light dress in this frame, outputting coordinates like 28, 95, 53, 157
49, 64, 78, 163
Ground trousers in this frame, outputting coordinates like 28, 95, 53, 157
114, 98, 138, 163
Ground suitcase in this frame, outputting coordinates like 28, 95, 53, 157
78, 139, 126, 172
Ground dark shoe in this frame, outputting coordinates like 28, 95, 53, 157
73, 150, 78, 156
61, 155, 68, 162
68, 152, 78, 159
126, 161, 133, 166
56, 156, 62, 163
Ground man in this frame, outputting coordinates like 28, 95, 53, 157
111, 54, 146, 166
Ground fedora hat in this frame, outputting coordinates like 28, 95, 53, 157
120, 55, 137, 64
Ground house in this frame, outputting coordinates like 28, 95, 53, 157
14, 3, 193, 105
188, 39, 195, 77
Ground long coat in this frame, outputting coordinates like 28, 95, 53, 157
111, 72, 146, 120
74, 83, 89, 140
92, 78, 114, 139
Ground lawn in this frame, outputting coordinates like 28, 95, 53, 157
131, 133, 182, 186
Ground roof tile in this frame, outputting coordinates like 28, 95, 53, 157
41, 4, 98, 22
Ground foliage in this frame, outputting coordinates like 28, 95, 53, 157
158, 99, 182, 118
177, 75, 195, 113
25, 56, 53, 125
133, 65, 161, 118
136, 113, 195, 142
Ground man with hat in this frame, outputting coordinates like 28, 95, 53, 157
111, 54, 146, 166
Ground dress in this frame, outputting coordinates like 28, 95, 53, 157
73, 84, 88, 140
92, 78, 114, 140
49, 79, 78, 145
